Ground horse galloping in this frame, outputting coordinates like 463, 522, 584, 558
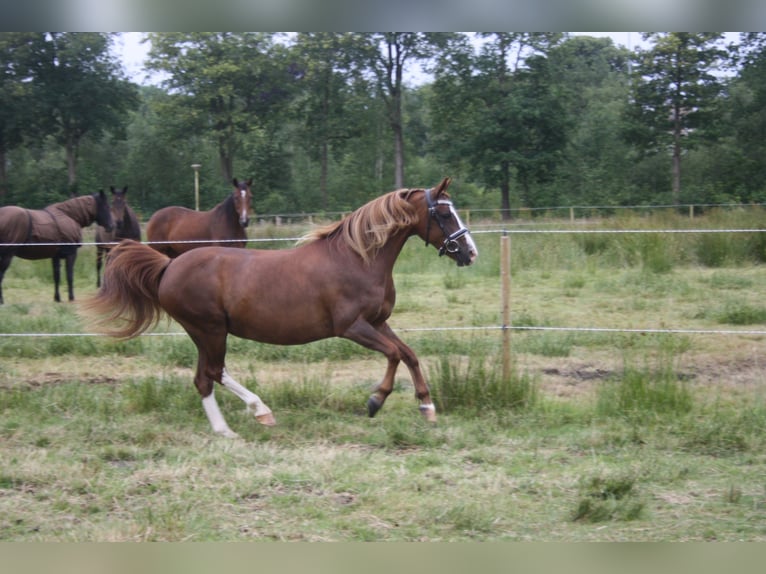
145, 178, 253, 257
96, 186, 142, 287
0, 191, 113, 304
83, 177, 478, 438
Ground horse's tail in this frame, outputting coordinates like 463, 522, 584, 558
81, 239, 171, 339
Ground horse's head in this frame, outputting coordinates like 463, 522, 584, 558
110, 186, 129, 233
95, 189, 114, 232
232, 178, 254, 228
419, 177, 478, 267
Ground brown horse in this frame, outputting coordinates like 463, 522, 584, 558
0, 191, 113, 304
83, 177, 477, 438
96, 186, 142, 287
145, 178, 253, 257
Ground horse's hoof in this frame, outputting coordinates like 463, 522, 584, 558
419, 404, 437, 423
256, 412, 276, 426
367, 396, 383, 418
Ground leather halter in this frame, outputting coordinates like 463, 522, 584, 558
423, 188, 470, 256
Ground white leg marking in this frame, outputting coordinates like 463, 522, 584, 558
202, 392, 239, 438
419, 403, 436, 412
221, 369, 273, 418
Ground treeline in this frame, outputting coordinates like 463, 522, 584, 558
2, 32, 766, 220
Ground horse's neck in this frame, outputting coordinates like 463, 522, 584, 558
213, 195, 237, 222
332, 227, 412, 276
51, 197, 94, 226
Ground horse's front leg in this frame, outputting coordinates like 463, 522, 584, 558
96, 247, 104, 287
51, 256, 62, 302
377, 322, 436, 422
342, 318, 436, 421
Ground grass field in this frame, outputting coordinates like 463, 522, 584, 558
1, 211, 766, 541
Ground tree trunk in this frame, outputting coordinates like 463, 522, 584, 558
672, 106, 682, 202
320, 140, 329, 210
500, 160, 512, 221
0, 149, 7, 203
66, 139, 78, 197
393, 120, 404, 189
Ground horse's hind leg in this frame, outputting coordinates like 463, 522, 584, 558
0, 252, 14, 305
187, 329, 274, 438
221, 369, 275, 426
65, 252, 77, 301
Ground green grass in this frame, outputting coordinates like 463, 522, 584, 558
1, 212, 766, 540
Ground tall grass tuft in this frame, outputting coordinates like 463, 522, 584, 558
429, 350, 537, 415
596, 355, 693, 422
267, 375, 362, 415
571, 473, 645, 523
679, 399, 766, 456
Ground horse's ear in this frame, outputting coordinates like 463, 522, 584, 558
110, 186, 116, 194
435, 177, 452, 198
98, 189, 107, 199
232, 178, 239, 187
246, 178, 253, 187
122, 186, 128, 194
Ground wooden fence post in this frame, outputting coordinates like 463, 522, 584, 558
501, 232, 511, 381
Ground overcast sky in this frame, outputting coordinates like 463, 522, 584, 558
112, 32, 738, 86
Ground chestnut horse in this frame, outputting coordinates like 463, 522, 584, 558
145, 178, 253, 257
83, 178, 477, 438
96, 186, 142, 287
0, 191, 113, 304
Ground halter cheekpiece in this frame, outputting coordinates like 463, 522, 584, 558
423, 187, 469, 256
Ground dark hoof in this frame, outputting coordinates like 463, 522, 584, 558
367, 396, 383, 418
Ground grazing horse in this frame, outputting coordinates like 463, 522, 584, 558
96, 186, 142, 287
145, 178, 253, 257
83, 177, 478, 438
0, 191, 113, 304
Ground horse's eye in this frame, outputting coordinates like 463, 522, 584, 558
439, 211, 452, 220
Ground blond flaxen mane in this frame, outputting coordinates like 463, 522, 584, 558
300, 188, 420, 264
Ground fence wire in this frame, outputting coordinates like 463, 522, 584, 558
2, 227, 765, 339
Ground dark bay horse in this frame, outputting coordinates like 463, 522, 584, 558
96, 186, 142, 287
145, 178, 253, 257
0, 191, 113, 304
83, 177, 477, 438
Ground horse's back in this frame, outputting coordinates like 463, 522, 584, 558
147, 204, 245, 255
156, 244, 350, 345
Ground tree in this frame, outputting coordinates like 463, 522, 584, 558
546, 35, 633, 206
429, 33, 567, 219
0, 33, 40, 201
146, 33, 301, 184
627, 33, 727, 201
723, 33, 766, 201
291, 33, 360, 209
33, 33, 139, 196
346, 33, 437, 189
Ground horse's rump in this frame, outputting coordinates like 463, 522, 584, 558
0, 206, 82, 259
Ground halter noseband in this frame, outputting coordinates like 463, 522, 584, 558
424, 188, 470, 256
